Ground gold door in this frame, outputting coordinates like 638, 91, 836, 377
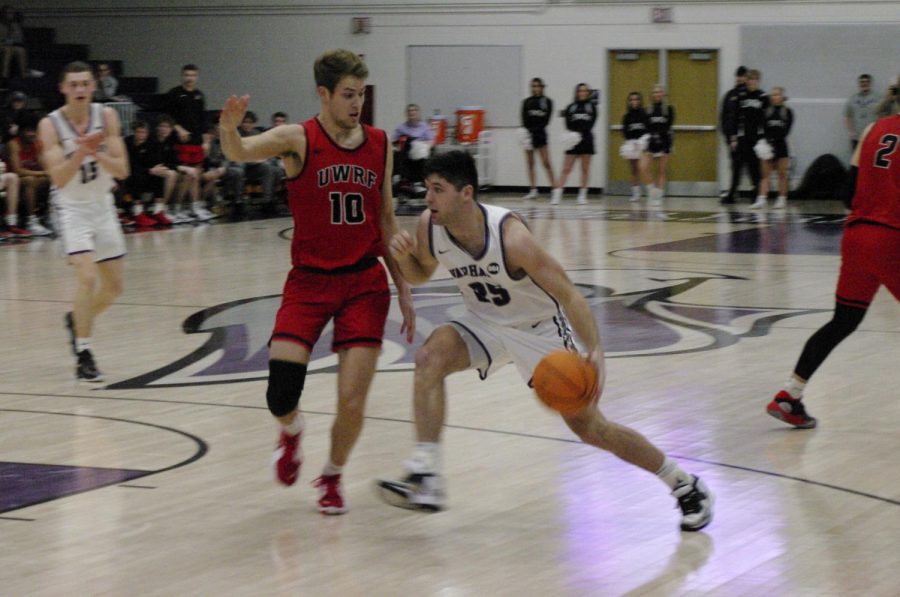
607, 49, 719, 196
607, 50, 659, 188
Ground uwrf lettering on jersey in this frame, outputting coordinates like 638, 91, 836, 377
317, 164, 377, 189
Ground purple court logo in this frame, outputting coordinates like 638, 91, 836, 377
108, 269, 825, 389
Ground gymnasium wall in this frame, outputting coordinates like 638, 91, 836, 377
28, 1, 900, 190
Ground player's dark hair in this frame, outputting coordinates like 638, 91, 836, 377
156, 114, 175, 126
272, 111, 288, 121
531, 77, 545, 87
59, 61, 93, 83
314, 49, 368, 93
573, 82, 590, 101
182, 64, 199, 73
626, 91, 643, 109
423, 150, 479, 202
132, 120, 149, 131
858, 73, 872, 81
735, 66, 748, 77
243, 110, 258, 124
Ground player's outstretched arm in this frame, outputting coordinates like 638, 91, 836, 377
503, 216, 603, 358
219, 95, 303, 165
379, 148, 416, 343
389, 210, 439, 286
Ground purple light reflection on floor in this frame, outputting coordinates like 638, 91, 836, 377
634, 223, 844, 255
0, 462, 149, 513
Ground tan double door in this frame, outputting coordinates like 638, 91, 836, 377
607, 49, 719, 196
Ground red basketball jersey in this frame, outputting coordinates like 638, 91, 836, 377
287, 118, 388, 269
848, 114, 900, 230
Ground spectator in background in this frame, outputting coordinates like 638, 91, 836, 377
553, 82, 597, 205
726, 69, 768, 204
235, 110, 280, 208
163, 64, 206, 175
645, 84, 675, 206
7, 114, 51, 235
520, 77, 556, 200
2, 90, 29, 142
201, 123, 242, 217
752, 86, 793, 210
269, 111, 288, 129
845, 74, 879, 150
392, 103, 434, 194
93, 63, 119, 102
155, 114, 193, 224
0, 7, 43, 84
875, 76, 899, 119
720, 66, 748, 204
620, 91, 649, 202
0, 156, 22, 236
124, 120, 175, 227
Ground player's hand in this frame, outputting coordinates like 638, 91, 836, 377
390, 229, 415, 260
220, 95, 250, 130
398, 287, 416, 344
76, 131, 105, 154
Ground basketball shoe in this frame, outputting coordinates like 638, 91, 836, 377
375, 463, 445, 512
672, 475, 714, 532
766, 390, 817, 429
313, 474, 348, 515
76, 349, 104, 383
134, 212, 157, 227
273, 422, 303, 486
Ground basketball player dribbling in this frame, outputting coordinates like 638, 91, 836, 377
767, 84, 900, 428
219, 49, 416, 514
376, 150, 714, 532
38, 61, 129, 382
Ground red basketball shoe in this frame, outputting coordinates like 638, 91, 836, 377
273, 427, 303, 486
134, 212, 157, 227
766, 390, 817, 429
313, 474, 347, 515
153, 211, 173, 226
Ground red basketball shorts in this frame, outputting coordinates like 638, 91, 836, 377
271, 261, 390, 352
835, 222, 900, 308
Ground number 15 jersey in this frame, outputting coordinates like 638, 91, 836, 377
287, 117, 388, 270
47, 103, 115, 203
430, 203, 566, 327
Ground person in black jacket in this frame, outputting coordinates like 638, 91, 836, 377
124, 120, 176, 226
720, 66, 747, 204
751, 86, 793, 210
726, 69, 768, 204
553, 83, 596, 205
645, 84, 675, 205
520, 77, 556, 200
621, 91, 649, 202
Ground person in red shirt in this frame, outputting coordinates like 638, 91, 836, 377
767, 91, 900, 429
219, 49, 415, 514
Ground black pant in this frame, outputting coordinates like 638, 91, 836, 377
728, 137, 761, 200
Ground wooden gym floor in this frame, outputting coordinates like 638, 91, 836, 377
1, 195, 898, 596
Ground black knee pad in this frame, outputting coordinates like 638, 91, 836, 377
266, 360, 307, 417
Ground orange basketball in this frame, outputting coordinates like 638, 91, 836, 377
532, 351, 599, 415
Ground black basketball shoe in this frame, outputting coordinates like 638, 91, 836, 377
76, 350, 104, 383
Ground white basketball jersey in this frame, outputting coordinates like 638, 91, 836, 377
48, 103, 115, 202
430, 203, 568, 328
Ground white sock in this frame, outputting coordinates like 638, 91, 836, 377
410, 442, 440, 474
783, 377, 806, 400
577, 188, 587, 199
6, 214, 16, 226
322, 460, 343, 477
75, 338, 92, 353
152, 203, 164, 214
656, 456, 693, 490
530, 187, 537, 194
28, 215, 39, 224
282, 411, 305, 436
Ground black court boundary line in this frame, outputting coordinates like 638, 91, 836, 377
0, 408, 208, 516
2, 391, 897, 509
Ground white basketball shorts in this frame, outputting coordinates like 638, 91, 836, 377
53, 192, 126, 262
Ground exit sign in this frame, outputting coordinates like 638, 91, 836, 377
652, 7, 673, 23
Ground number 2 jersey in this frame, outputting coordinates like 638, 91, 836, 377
47, 103, 115, 202
849, 114, 900, 230
287, 117, 388, 270
429, 203, 569, 328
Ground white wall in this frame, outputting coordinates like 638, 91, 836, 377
29, 1, 900, 191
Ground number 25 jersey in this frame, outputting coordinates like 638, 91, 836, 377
430, 203, 565, 327
287, 117, 387, 270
